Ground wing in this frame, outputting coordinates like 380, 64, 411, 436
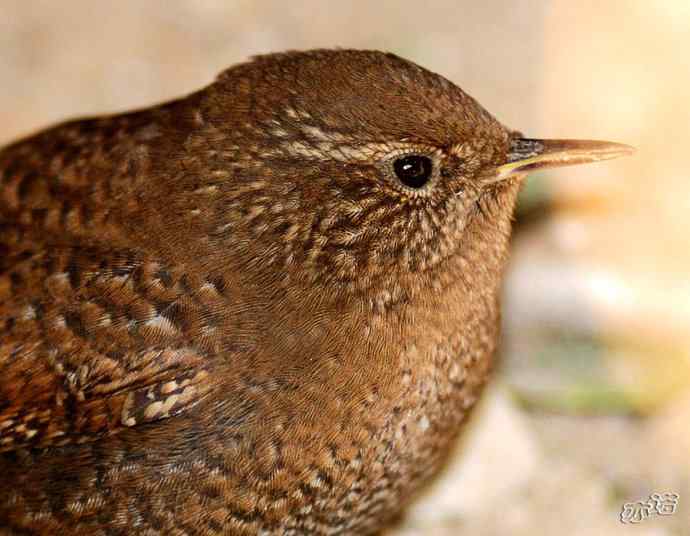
0, 243, 223, 452
0, 108, 227, 452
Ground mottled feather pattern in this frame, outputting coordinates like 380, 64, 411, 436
0, 49, 521, 534
0, 244, 221, 451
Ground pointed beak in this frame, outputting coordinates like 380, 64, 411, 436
495, 138, 635, 181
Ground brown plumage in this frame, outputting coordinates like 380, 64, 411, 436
0, 49, 631, 535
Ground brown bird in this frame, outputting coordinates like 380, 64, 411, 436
0, 49, 631, 535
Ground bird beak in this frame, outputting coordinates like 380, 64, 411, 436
495, 138, 634, 181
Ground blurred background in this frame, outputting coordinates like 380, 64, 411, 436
1, 1, 688, 534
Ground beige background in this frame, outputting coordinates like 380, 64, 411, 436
1, 2, 689, 535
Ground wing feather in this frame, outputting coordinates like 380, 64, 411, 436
0, 245, 218, 452
0, 108, 228, 452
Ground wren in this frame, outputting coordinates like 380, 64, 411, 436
0, 49, 631, 535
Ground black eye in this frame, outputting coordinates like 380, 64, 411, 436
393, 155, 433, 189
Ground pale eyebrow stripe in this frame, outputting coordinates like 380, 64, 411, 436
265, 139, 439, 162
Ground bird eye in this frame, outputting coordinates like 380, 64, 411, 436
393, 155, 433, 189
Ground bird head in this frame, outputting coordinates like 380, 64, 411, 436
169, 50, 631, 312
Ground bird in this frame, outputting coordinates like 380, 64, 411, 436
0, 49, 631, 535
